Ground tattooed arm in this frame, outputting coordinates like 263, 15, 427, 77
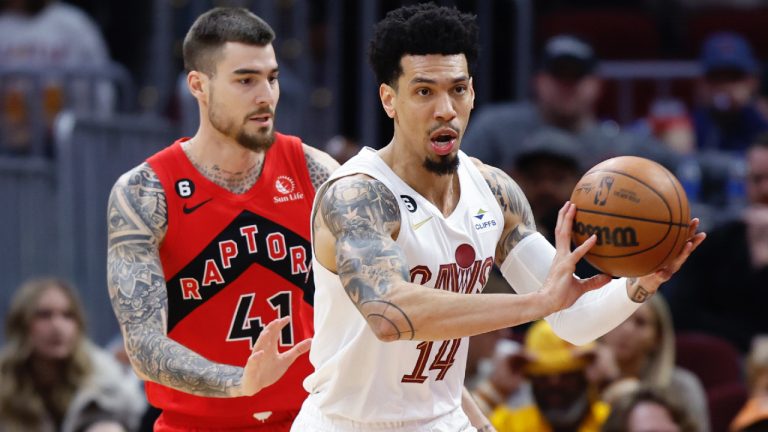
303, 143, 340, 190
474, 159, 707, 344
473, 162, 537, 265
312, 174, 601, 342
107, 163, 309, 398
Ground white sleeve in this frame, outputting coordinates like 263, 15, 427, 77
499, 232, 641, 346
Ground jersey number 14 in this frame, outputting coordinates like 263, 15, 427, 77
401, 338, 461, 383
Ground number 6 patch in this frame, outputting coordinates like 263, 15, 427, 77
175, 179, 195, 198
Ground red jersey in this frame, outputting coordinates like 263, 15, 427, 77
145, 133, 315, 430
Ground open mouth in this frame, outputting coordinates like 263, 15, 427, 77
430, 128, 458, 156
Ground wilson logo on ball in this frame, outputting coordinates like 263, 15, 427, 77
573, 222, 640, 247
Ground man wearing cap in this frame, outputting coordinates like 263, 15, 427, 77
694, 31, 768, 152
462, 34, 671, 175
511, 129, 584, 242
478, 320, 610, 432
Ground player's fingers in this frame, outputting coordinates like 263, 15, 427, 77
282, 338, 312, 363
579, 273, 612, 292
248, 350, 265, 362
686, 218, 700, 239
554, 202, 573, 253
252, 317, 290, 351
569, 234, 597, 264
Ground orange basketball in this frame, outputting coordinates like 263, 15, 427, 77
569, 156, 690, 277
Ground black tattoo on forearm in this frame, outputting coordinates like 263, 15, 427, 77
107, 163, 243, 397
479, 164, 536, 260
477, 425, 495, 432
321, 177, 414, 339
628, 277, 652, 303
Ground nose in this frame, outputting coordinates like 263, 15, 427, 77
253, 78, 277, 106
433, 93, 457, 123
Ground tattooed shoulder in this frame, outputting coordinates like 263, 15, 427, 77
303, 144, 340, 191
108, 163, 168, 242
320, 175, 401, 238
476, 163, 536, 259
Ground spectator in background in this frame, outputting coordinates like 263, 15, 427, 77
0, 0, 111, 153
645, 98, 696, 155
510, 129, 584, 242
693, 32, 768, 152
666, 133, 768, 353
731, 336, 768, 431
0, 277, 144, 432
602, 387, 697, 432
478, 320, 610, 432
595, 295, 710, 431
462, 34, 676, 174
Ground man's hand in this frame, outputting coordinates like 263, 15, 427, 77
237, 317, 312, 397
628, 218, 707, 302
540, 202, 613, 314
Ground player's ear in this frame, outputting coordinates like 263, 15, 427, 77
187, 71, 209, 103
469, 77, 475, 110
380, 83, 396, 119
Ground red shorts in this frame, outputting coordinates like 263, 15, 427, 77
154, 410, 298, 431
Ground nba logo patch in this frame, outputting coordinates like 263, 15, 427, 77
472, 208, 498, 233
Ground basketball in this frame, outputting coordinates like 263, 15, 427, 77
569, 156, 690, 277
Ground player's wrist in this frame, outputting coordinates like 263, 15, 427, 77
625, 277, 656, 303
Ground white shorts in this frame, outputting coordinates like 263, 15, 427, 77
290, 401, 476, 432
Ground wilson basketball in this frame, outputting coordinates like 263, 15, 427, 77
569, 156, 690, 277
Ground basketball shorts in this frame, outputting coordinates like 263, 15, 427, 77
290, 401, 476, 432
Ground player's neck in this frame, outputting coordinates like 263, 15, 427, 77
183, 132, 265, 195
380, 142, 460, 217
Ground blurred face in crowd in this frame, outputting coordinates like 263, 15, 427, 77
201, 42, 280, 152
627, 401, 681, 432
514, 156, 581, 228
601, 303, 658, 366
701, 68, 758, 113
536, 70, 601, 130
530, 369, 591, 427
747, 145, 768, 206
29, 285, 79, 361
381, 54, 475, 175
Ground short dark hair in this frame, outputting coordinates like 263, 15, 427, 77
368, 3, 479, 86
183, 7, 275, 75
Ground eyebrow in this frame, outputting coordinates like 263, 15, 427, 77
232, 68, 279, 75
409, 75, 469, 85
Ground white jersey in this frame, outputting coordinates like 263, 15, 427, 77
303, 147, 504, 423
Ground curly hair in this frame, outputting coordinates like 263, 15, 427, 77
183, 7, 275, 75
368, 3, 479, 86
0, 278, 91, 431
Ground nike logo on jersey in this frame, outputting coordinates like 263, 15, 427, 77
183, 198, 212, 214
412, 216, 433, 230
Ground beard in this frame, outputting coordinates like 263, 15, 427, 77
208, 88, 276, 152
423, 154, 460, 176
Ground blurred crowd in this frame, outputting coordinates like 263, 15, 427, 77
2, 0, 768, 431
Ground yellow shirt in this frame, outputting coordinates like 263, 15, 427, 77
490, 401, 610, 432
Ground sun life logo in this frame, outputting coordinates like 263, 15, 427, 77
273, 175, 304, 204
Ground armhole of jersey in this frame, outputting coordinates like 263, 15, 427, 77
146, 156, 176, 253
290, 138, 317, 200
461, 152, 506, 234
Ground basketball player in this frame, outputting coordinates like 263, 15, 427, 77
291, 4, 705, 431
106, 8, 338, 431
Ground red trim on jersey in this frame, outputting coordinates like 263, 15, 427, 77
144, 133, 316, 428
